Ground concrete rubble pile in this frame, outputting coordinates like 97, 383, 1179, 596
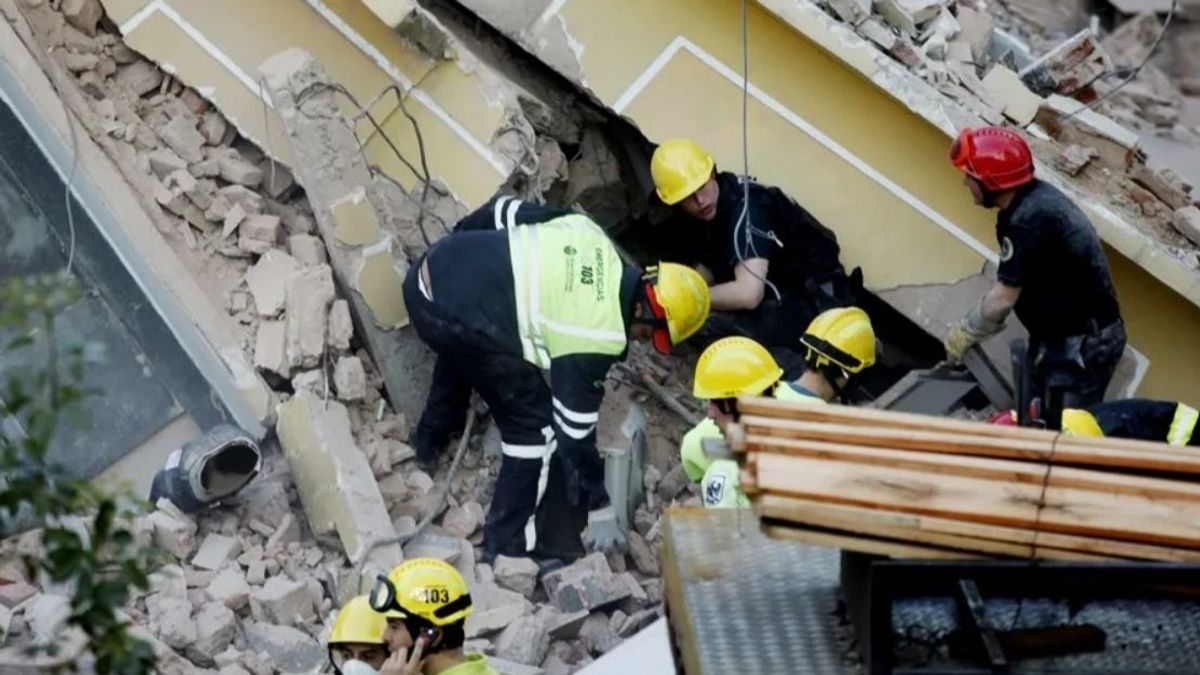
815, 0, 1200, 262
0, 1, 689, 673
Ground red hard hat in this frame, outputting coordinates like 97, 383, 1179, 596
949, 127, 1035, 193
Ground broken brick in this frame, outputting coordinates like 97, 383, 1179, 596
219, 155, 265, 188
200, 112, 227, 146
147, 594, 196, 650
147, 509, 197, 560
981, 65, 1042, 126
1053, 144, 1099, 176
875, 0, 944, 36
828, 0, 871, 26
245, 248, 300, 317
541, 553, 631, 614
0, 581, 38, 609
159, 114, 206, 163
61, 0, 104, 37
191, 534, 242, 572
1173, 206, 1200, 248
288, 234, 328, 268
493, 556, 539, 599
189, 602, 237, 666
333, 356, 367, 402
326, 299, 353, 351
1020, 29, 1112, 97
238, 215, 282, 255
1132, 165, 1194, 211
284, 265, 336, 369
207, 566, 251, 611
494, 616, 550, 667
254, 321, 289, 378
252, 576, 314, 626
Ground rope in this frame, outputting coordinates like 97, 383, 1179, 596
1060, 0, 1178, 122
1007, 429, 1063, 631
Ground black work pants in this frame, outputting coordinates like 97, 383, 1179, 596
1030, 319, 1126, 410
402, 265, 586, 561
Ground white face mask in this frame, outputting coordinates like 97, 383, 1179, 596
340, 660, 379, 675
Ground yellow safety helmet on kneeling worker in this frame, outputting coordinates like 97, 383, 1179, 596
370, 558, 473, 627
644, 263, 710, 355
693, 337, 783, 400
800, 307, 876, 377
651, 138, 715, 205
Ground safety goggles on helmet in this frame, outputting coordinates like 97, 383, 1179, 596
368, 575, 472, 623
639, 269, 673, 356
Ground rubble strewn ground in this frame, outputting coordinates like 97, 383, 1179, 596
0, 0, 690, 672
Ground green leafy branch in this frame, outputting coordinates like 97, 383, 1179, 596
0, 273, 159, 674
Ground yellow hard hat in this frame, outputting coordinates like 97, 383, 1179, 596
369, 558, 473, 627
1062, 409, 1103, 437
800, 307, 876, 375
651, 139, 715, 205
329, 596, 388, 646
645, 263, 711, 354
693, 337, 783, 400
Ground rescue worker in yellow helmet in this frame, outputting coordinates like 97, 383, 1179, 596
681, 307, 876, 507
328, 596, 390, 675
404, 195, 710, 563
369, 558, 497, 675
996, 401, 1200, 446
649, 138, 860, 373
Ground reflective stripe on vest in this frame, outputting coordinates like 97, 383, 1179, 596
773, 382, 828, 404
508, 217, 628, 368
1168, 404, 1199, 446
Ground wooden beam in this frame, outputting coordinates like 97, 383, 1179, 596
737, 417, 1200, 477
758, 495, 1200, 562
743, 434, 1200, 503
752, 453, 1200, 549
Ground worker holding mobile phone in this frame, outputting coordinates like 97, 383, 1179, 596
369, 558, 499, 675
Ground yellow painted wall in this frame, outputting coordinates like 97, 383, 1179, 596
546, 0, 1198, 401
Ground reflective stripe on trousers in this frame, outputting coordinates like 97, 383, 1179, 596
501, 425, 556, 552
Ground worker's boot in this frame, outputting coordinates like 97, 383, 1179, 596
149, 424, 262, 513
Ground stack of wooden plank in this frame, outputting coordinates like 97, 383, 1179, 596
730, 396, 1200, 562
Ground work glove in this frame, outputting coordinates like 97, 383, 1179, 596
581, 506, 627, 554
943, 301, 1005, 363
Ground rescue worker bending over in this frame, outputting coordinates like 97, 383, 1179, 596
995, 400, 1199, 446
369, 558, 497, 675
681, 307, 877, 507
328, 596, 390, 675
649, 139, 859, 374
944, 127, 1125, 408
403, 206, 710, 563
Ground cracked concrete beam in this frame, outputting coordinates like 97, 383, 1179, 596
276, 390, 401, 569
260, 48, 434, 424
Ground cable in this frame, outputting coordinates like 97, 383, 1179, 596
1060, 0, 1177, 123
733, 0, 782, 302
352, 408, 477, 593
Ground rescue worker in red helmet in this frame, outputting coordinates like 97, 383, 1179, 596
944, 126, 1125, 409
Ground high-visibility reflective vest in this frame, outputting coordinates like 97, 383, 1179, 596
507, 216, 629, 368
679, 383, 826, 509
